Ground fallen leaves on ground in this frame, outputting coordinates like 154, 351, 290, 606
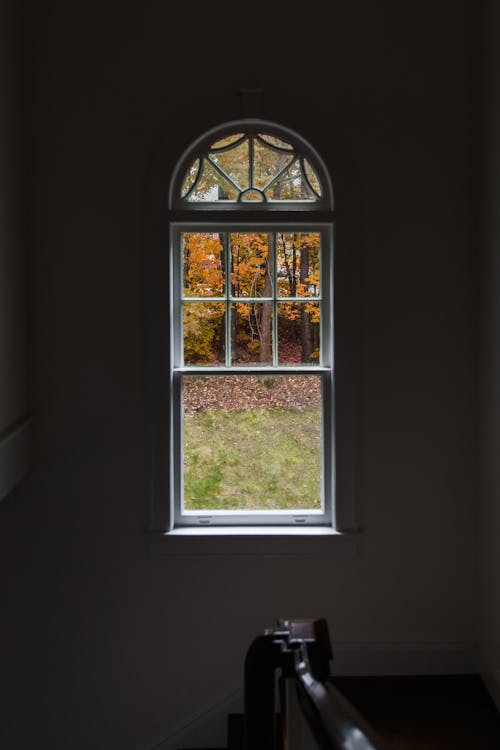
183, 374, 322, 415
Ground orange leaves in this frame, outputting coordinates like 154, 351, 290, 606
182, 231, 322, 365
230, 233, 269, 297
183, 233, 224, 298
305, 302, 320, 324
279, 302, 300, 321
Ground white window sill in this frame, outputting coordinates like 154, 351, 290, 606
166, 526, 345, 536
145, 527, 361, 557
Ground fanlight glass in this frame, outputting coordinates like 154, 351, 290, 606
181, 131, 322, 203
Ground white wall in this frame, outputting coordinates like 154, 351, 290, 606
0, 2, 478, 748
479, 0, 500, 709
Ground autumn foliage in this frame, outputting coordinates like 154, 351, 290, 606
183, 232, 321, 365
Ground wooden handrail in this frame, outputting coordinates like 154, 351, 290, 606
244, 619, 389, 750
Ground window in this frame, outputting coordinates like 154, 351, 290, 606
166, 120, 335, 530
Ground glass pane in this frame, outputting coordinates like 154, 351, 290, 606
241, 189, 265, 202
209, 139, 250, 190
278, 302, 320, 365
182, 374, 322, 511
253, 139, 294, 190
276, 232, 320, 298
304, 159, 322, 196
231, 302, 273, 366
182, 232, 225, 298
257, 133, 294, 151
265, 159, 316, 201
183, 302, 225, 365
187, 159, 238, 201
181, 158, 200, 198
230, 233, 271, 298
210, 133, 244, 149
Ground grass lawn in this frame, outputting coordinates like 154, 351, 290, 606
183, 405, 321, 510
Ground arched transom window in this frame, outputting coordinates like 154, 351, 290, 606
170, 120, 333, 211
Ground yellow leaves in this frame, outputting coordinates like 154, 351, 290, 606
182, 232, 322, 364
183, 302, 224, 364
305, 302, 320, 323
231, 233, 270, 297
184, 233, 224, 297
279, 302, 300, 321
183, 231, 321, 300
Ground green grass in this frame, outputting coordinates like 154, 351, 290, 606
183, 405, 321, 511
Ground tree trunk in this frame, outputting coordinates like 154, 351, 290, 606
217, 232, 227, 362
260, 236, 273, 363
299, 243, 312, 362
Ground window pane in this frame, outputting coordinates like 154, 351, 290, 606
276, 232, 321, 298
183, 302, 225, 365
231, 302, 273, 366
181, 158, 200, 198
230, 233, 271, 298
304, 159, 322, 196
265, 159, 316, 201
182, 374, 322, 511
210, 133, 244, 149
278, 302, 320, 365
182, 232, 225, 298
253, 139, 294, 190
187, 159, 238, 201
241, 189, 265, 202
257, 133, 294, 151
209, 139, 250, 190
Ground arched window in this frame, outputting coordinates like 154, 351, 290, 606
169, 121, 332, 210
168, 120, 335, 529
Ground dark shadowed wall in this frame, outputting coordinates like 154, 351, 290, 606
479, 0, 500, 711
1, 2, 480, 748
0, 0, 27, 434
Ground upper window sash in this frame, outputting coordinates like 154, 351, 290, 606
170, 223, 334, 373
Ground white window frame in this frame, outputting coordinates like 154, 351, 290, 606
143, 118, 357, 535
171, 222, 334, 528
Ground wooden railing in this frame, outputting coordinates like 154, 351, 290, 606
244, 619, 390, 750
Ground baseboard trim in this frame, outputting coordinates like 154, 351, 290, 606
147, 641, 478, 750
0, 416, 31, 502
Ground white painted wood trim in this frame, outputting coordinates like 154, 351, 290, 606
0, 416, 31, 502
146, 529, 361, 558
145, 641, 479, 750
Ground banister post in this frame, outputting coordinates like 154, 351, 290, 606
244, 631, 285, 750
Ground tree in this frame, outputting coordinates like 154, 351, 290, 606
182, 230, 320, 364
